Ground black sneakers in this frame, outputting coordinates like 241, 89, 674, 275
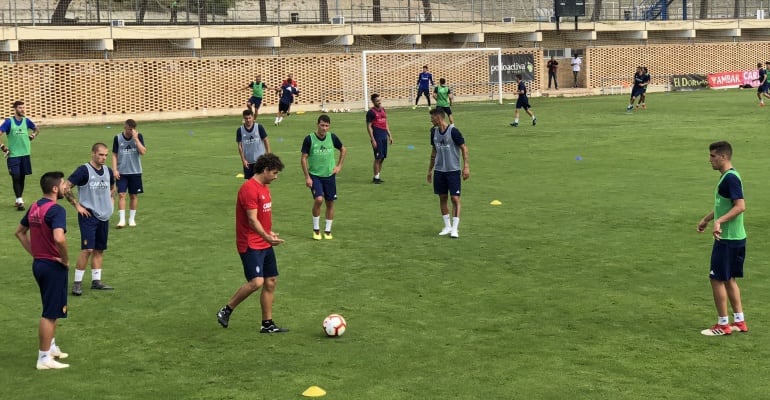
91, 280, 114, 290
372, 177, 384, 184
260, 321, 289, 333
72, 282, 82, 296
217, 306, 231, 328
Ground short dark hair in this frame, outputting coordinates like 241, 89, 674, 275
318, 114, 331, 124
439, 78, 446, 84
92, 142, 108, 152
253, 153, 285, 174
423, 65, 428, 69
12, 100, 23, 108
515, 74, 523, 80
125, 119, 137, 128
242, 109, 254, 117
370, 93, 380, 102
429, 108, 446, 119
40, 171, 65, 194
709, 141, 733, 159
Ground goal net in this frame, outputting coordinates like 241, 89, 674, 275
355, 48, 504, 110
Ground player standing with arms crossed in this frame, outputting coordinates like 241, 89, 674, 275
15, 171, 71, 369
366, 94, 392, 184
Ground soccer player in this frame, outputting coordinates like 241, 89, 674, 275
301, 114, 347, 240
281, 73, 298, 115
432, 78, 454, 124
15, 171, 71, 370
244, 75, 268, 117
413, 65, 434, 109
638, 66, 651, 109
216, 153, 288, 333
427, 108, 469, 239
237, 109, 270, 180
274, 78, 299, 126
547, 56, 559, 90
510, 74, 536, 127
755, 63, 770, 106
112, 119, 147, 228
0, 100, 40, 211
366, 94, 393, 184
697, 141, 749, 336
63, 143, 116, 295
626, 67, 646, 111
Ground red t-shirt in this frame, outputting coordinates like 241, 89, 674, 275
235, 178, 273, 253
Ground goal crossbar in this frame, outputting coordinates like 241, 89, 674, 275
362, 48, 504, 110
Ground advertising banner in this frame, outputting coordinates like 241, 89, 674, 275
670, 74, 709, 91
707, 70, 759, 89
489, 54, 534, 83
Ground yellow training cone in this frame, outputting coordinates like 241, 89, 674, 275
490, 200, 502, 206
235, 173, 244, 178
302, 386, 327, 397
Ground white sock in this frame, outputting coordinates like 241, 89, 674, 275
442, 214, 451, 228
452, 217, 460, 230
514, 118, 519, 124
532, 115, 536, 120
129, 210, 136, 222
374, 173, 380, 179
312, 216, 320, 231
275, 117, 279, 124
92, 269, 102, 281
17, 197, 23, 204
718, 316, 729, 326
74, 269, 85, 282
39, 350, 50, 361
325, 219, 333, 233
50, 338, 57, 350
734, 313, 745, 323
278, 117, 283, 123
118, 210, 126, 222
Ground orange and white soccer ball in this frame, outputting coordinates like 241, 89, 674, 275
323, 314, 347, 337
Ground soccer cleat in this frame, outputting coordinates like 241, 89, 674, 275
730, 321, 749, 333
510, 122, 518, 127
91, 280, 114, 290
216, 306, 231, 328
532, 117, 537, 126
450, 230, 459, 239
312, 231, 322, 240
129, 221, 137, 227
50, 346, 68, 359
700, 324, 731, 336
323, 232, 333, 240
626, 105, 633, 112
71, 282, 82, 296
439, 227, 452, 236
116, 221, 126, 229
36, 358, 70, 370
372, 178, 383, 184
260, 323, 289, 333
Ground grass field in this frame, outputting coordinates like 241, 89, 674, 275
2, 89, 770, 399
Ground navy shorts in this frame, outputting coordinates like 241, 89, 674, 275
239, 247, 278, 281
436, 106, 452, 116
372, 134, 388, 160
33, 259, 68, 320
243, 163, 256, 179
433, 170, 462, 196
515, 96, 531, 110
278, 101, 291, 113
7, 155, 32, 176
417, 88, 430, 98
710, 239, 746, 281
310, 174, 337, 201
631, 88, 644, 98
78, 213, 110, 251
248, 96, 263, 108
116, 174, 143, 194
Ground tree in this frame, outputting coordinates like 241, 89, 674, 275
320, 0, 329, 23
373, 0, 382, 22
51, 0, 73, 23
699, 0, 709, 19
422, 0, 432, 22
592, 0, 603, 21
259, 0, 268, 22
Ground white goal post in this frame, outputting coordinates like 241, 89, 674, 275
361, 48, 505, 110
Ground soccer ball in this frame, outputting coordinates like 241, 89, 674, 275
323, 314, 347, 337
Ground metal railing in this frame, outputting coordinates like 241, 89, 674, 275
2, 1, 770, 26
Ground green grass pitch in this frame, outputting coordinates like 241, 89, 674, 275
2, 89, 770, 399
